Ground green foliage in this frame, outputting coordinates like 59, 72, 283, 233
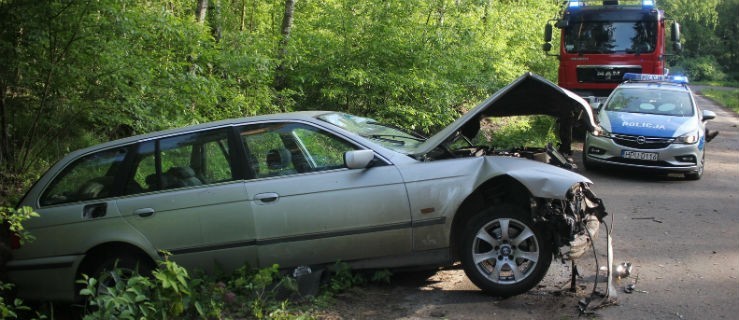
78, 258, 311, 319
369, 269, 393, 284
661, 0, 738, 81
701, 88, 739, 113
479, 116, 558, 149
0, 206, 39, 245
324, 261, 366, 294
79, 256, 194, 319
1, 282, 47, 320
673, 56, 727, 82
1, 206, 43, 320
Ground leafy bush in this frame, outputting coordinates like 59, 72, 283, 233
1, 206, 42, 319
701, 88, 739, 113
478, 116, 558, 149
674, 56, 728, 82
79, 257, 310, 319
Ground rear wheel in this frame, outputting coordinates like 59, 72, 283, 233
460, 205, 552, 297
84, 252, 154, 297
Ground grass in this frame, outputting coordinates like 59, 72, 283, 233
699, 88, 739, 113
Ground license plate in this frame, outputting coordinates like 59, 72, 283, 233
622, 150, 658, 161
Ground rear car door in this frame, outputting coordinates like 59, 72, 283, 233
238, 122, 412, 268
117, 128, 257, 272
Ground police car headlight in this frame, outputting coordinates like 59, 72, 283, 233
592, 127, 612, 138
675, 130, 699, 144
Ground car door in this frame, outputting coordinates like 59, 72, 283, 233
238, 122, 412, 268
25, 147, 131, 261
117, 128, 257, 272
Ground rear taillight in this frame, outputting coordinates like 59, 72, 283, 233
11, 232, 21, 249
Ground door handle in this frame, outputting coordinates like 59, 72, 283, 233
254, 192, 279, 203
133, 208, 155, 217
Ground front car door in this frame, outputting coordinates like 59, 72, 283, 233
238, 122, 412, 268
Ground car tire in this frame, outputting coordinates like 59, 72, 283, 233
685, 153, 704, 180
581, 151, 597, 171
460, 204, 552, 297
88, 252, 154, 294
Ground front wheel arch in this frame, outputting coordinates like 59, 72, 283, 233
450, 176, 532, 261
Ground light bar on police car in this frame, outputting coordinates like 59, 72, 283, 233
623, 73, 689, 84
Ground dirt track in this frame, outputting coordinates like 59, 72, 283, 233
321, 90, 739, 319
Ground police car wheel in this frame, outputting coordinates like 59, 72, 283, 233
685, 153, 704, 180
581, 151, 598, 171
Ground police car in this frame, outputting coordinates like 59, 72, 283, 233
583, 73, 717, 180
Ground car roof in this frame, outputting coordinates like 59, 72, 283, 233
616, 81, 691, 92
67, 111, 334, 158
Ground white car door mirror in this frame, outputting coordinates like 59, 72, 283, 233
344, 150, 375, 169
701, 110, 716, 121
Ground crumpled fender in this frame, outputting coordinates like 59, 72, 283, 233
483, 156, 593, 200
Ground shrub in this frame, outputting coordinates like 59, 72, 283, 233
674, 56, 728, 82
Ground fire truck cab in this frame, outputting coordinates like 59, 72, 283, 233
543, 0, 682, 98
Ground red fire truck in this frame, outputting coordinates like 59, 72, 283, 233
543, 0, 682, 98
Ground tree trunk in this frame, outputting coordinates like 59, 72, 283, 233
274, 0, 296, 92
212, 0, 222, 42
196, 0, 208, 23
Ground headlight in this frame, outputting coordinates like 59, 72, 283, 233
592, 127, 611, 138
675, 130, 699, 144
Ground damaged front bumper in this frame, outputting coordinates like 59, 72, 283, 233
536, 182, 618, 308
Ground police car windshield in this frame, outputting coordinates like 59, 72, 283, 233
604, 88, 694, 117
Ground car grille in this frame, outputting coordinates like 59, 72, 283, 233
577, 66, 642, 83
611, 134, 674, 149
607, 157, 674, 167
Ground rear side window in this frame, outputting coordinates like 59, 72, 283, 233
40, 148, 128, 206
125, 129, 234, 195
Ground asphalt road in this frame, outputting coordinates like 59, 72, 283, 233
325, 91, 739, 320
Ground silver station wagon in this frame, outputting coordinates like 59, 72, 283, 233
8, 73, 609, 301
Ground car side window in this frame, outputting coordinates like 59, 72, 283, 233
125, 129, 234, 195
40, 148, 128, 206
239, 122, 357, 178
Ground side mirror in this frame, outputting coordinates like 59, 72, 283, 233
543, 24, 553, 52
344, 150, 376, 169
702, 110, 716, 121
673, 42, 683, 53
671, 22, 681, 42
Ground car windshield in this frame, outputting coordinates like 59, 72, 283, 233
564, 20, 657, 54
317, 112, 426, 153
603, 88, 694, 117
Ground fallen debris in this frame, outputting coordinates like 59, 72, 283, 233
632, 216, 663, 223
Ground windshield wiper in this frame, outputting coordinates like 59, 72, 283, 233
364, 134, 406, 146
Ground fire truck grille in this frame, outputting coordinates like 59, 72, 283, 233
577, 66, 643, 83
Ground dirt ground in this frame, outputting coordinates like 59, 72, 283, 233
318, 90, 739, 320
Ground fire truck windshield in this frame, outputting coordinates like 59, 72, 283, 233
564, 20, 657, 54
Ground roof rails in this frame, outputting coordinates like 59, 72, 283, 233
622, 73, 689, 84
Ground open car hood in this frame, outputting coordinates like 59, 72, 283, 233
413, 72, 597, 157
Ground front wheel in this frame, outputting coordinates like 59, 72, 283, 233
460, 205, 552, 297
685, 153, 705, 180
